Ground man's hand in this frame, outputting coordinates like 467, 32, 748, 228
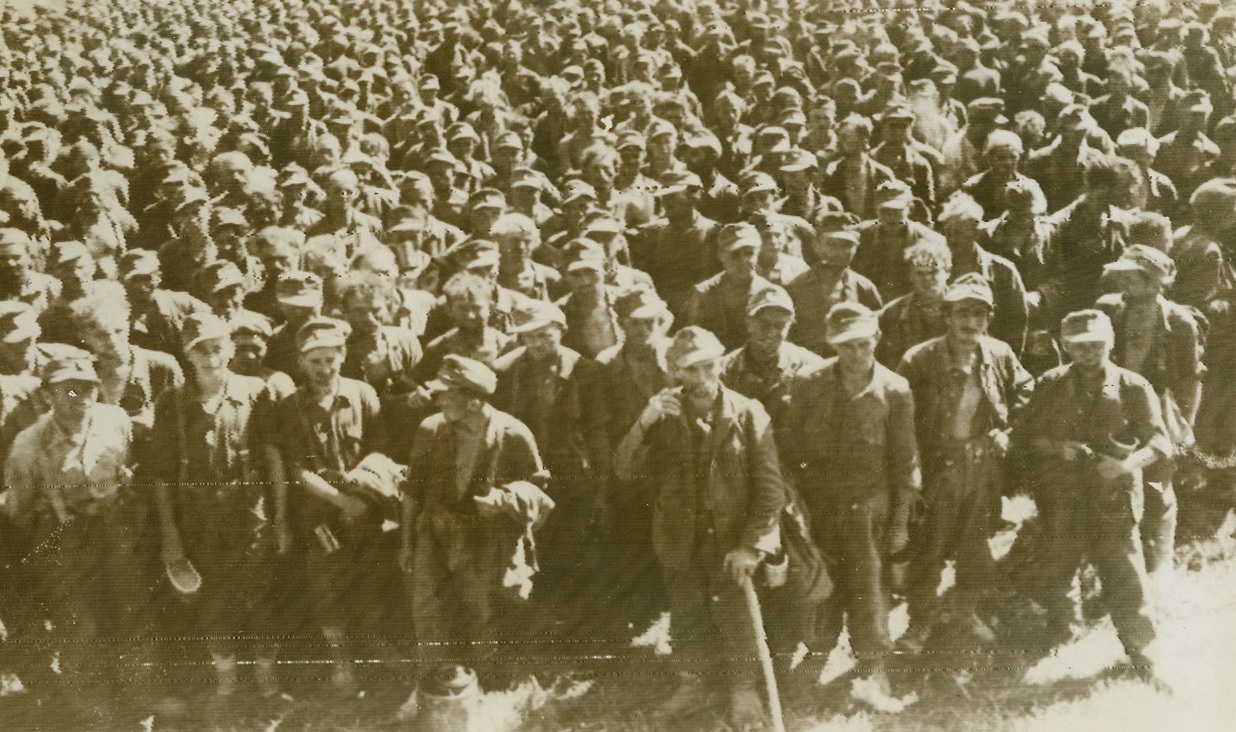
336, 493, 370, 523
472, 487, 506, 518
724, 547, 763, 585
1096, 454, 1132, 481
639, 390, 681, 428
988, 429, 1011, 457
1059, 440, 1092, 461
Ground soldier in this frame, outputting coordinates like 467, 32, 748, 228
272, 317, 398, 693
555, 240, 622, 358
615, 326, 785, 729
415, 272, 515, 382
399, 355, 549, 683
896, 275, 1033, 659
686, 223, 775, 351
264, 272, 324, 384
1017, 310, 1171, 687
782, 303, 920, 708
120, 249, 209, 366
787, 229, 883, 357
4, 349, 133, 720
1097, 246, 1204, 582
150, 313, 281, 703
0, 228, 58, 314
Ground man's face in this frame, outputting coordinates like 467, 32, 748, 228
328, 180, 358, 211
648, 133, 677, 164
1113, 269, 1162, 300
231, 334, 267, 373
566, 267, 604, 295
83, 319, 130, 361
585, 158, 616, 189
834, 334, 879, 373
987, 147, 1019, 176
345, 290, 388, 335
945, 216, 980, 249
1063, 338, 1112, 369
0, 244, 30, 279
673, 356, 723, 398
743, 189, 776, 213
747, 308, 793, 353
948, 301, 992, 342
813, 239, 857, 270
877, 202, 909, 227
468, 207, 502, 236
448, 295, 490, 332
47, 379, 98, 423
621, 314, 661, 349
722, 245, 758, 279
838, 127, 868, 156
187, 336, 234, 378
519, 323, 562, 360
300, 346, 345, 388
619, 145, 646, 172
214, 225, 245, 251
435, 387, 480, 422
910, 262, 950, 299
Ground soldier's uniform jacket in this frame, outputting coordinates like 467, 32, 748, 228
557, 287, 622, 359
1095, 294, 1204, 408
720, 341, 826, 437
786, 267, 884, 357
852, 219, 947, 301
686, 272, 774, 351
1019, 361, 1171, 489
784, 360, 921, 509
876, 293, 947, 368
594, 341, 671, 450
615, 386, 785, 572
493, 344, 609, 481
897, 335, 1034, 461
632, 212, 720, 320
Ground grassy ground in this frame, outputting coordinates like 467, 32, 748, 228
3, 503, 1236, 730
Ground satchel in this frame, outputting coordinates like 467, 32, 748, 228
770, 486, 833, 603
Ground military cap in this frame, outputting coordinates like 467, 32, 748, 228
48, 240, 91, 267
468, 188, 507, 211
1191, 177, 1236, 215
668, 326, 726, 368
655, 170, 703, 197
0, 301, 39, 344
510, 171, 543, 190
176, 187, 211, 213
756, 125, 790, 143
681, 133, 722, 157
741, 172, 779, 196
276, 271, 323, 307
875, 180, 913, 209
582, 216, 624, 236
458, 242, 501, 271
231, 310, 273, 339
778, 108, 807, 127
932, 61, 959, 84
826, 302, 880, 345
426, 354, 497, 396
510, 299, 567, 334
562, 239, 607, 272
41, 346, 98, 384
119, 249, 160, 279
561, 180, 598, 206
753, 71, 776, 88
1104, 244, 1177, 285
820, 229, 861, 247
879, 103, 916, 123
420, 74, 441, 90
1061, 309, 1115, 344
251, 226, 304, 258
718, 222, 762, 253
201, 260, 245, 292
214, 207, 248, 230
425, 149, 459, 168
747, 285, 795, 317
278, 166, 313, 189
1021, 27, 1050, 48
616, 131, 647, 150
296, 317, 351, 352
780, 149, 818, 173
1182, 90, 1213, 113
182, 312, 232, 352
494, 131, 523, 151
447, 122, 481, 143
966, 97, 1008, 124
944, 272, 995, 308
1056, 104, 1092, 131
646, 118, 677, 140
0, 227, 32, 251
614, 286, 669, 320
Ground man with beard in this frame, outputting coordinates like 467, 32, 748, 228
150, 313, 282, 706
615, 326, 785, 729
1017, 310, 1170, 689
782, 303, 919, 710
686, 223, 774, 351
273, 317, 397, 694
788, 229, 884, 357
895, 275, 1032, 663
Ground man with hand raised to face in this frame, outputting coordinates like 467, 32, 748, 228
615, 326, 785, 730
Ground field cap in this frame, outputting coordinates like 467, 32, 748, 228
119, 249, 160, 279
510, 299, 567, 333
1103, 244, 1177, 285
1061, 309, 1115, 344
276, 271, 323, 307
826, 302, 879, 344
231, 310, 273, 339
41, 346, 99, 384
654, 170, 702, 197
182, 312, 232, 352
296, 317, 351, 352
0, 302, 40, 344
426, 354, 497, 396
614, 286, 668, 320
718, 222, 762, 252
747, 285, 795, 317
668, 326, 726, 368
944, 272, 995, 308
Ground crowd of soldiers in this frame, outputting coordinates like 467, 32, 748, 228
3, 0, 1236, 727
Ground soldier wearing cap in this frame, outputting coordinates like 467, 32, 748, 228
0, 301, 51, 377
5, 347, 133, 708
0, 228, 58, 314
679, 132, 742, 224
38, 240, 100, 346
1155, 92, 1221, 201
631, 174, 719, 320
1026, 104, 1111, 212
265, 271, 324, 384
686, 222, 775, 351
489, 212, 560, 301
399, 354, 548, 681
305, 169, 384, 264
1016, 310, 1170, 686
1098, 245, 1204, 580
554, 239, 622, 358
149, 313, 282, 701
960, 130, 1047, 220
198, 260, 272, 333
580, 215, 654, 292
615, 326, 786, 728
492, 299, 607, 617
852, 180, 947, 301
159, 188, 219, 294
272, 316, 396, 693
940, 98, 1008, 198
120, 249, 209, 366
229, 311, 296, 396
788, 228, 884, 357
536, 180, 599, 268
872, 103, 938, 213
877, 237, 954, 367
895, 274, 1032, 659
782, 302, 920, 706
415, 272, 516, 385
750, 210, 809, 287
721, 284, 825, 439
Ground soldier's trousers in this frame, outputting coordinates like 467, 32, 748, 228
1036, 473, 1157, 655
806, 491, 894, 665
1141, 461, 1178, 575
906, 443, 999, 633
662, 560, 761, 689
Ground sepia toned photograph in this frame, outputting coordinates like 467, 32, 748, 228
1, 0, 1235, 729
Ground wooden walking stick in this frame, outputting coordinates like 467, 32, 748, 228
741, 575, 787, 732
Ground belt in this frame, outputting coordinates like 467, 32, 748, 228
930, 438, 989, 466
